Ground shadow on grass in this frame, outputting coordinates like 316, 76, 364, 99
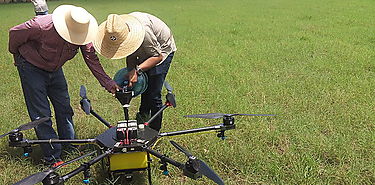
2, 142, 44, 167
95, 169, 149, 185
93, 148, 149, 185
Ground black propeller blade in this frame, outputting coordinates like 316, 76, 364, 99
0, 117, 50, 139
164, 81, 176, 107
170, 141, 224, 185
13, 169, 54, 185
164, 81, 173, 92
79, 85, 87, 99
17, 117, 51, 131
13, 151, 96, 185
79, 85, 91, 115
184, 113, 276, 119
196, 159, 225, 185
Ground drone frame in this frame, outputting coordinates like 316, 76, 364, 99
9, 82, 273, 185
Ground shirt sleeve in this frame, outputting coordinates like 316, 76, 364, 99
80, 43, 117, 92
125, 30, 162, 68
142, 29, 162, 58
9, 18, 41, 54
126, 52, 139, 69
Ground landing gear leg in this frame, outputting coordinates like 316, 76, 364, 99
147, 152, 153, 185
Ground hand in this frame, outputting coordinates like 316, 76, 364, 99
109, 83, 122, 95
128, 69, 138, 87
13, 54, 20, 64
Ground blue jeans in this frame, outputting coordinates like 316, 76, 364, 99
16, 56, 75, 162
140, 52, 174, 131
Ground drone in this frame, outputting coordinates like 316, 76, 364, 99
1, 73, 275, 185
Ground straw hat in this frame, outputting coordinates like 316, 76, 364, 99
52, 5, 98, 45
94, 14, 145, 59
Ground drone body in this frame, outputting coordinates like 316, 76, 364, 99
5, 82, 274, 185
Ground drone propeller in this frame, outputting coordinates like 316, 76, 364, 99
0, 117, 50, 139
164, 81, 173, 92
170, 141, 224, 185
184, 113, 276, 119
13, 151, 96, 185
164, 81, 176, 107
79, 85, 91, 115
13, 169, 54, 185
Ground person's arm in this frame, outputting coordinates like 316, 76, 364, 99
127, 55, 163, 87
126, 30, 163, 87
80, 43, 118, 94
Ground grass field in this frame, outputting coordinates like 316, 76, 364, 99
0, 0, 374, 184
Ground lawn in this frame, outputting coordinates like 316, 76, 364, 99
0, 0, 374, 184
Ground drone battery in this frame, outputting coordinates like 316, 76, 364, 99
117, 120, 137, 128
116, 128, 126, 140
128, 122, 137, 127
109, 151, 148, 171
128, 127, 137, 140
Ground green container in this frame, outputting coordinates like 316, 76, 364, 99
113, 68, 148, 97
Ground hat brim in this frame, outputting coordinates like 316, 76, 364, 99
52, 5, 98, 45
94, 14, 145, 59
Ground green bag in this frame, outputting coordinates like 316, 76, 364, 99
113, 68, 148, 97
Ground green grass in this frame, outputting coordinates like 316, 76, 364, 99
0, 0, 374, 184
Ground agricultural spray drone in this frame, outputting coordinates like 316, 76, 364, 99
2, 72, 275, 185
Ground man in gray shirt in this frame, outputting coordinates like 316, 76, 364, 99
31, 0, 48, 15
94, 12, 177, 131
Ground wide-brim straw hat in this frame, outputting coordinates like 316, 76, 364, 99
52, 5, 98, 45
94, 14, 145, 59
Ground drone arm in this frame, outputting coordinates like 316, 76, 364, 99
28, 139, 96, 144
90, 110, 112, 128
144, 147, 184, 169
145, 104, 169, 125
11, 139, 97, 147
61, 149, 113, 182
145, 93, 176, 125
158, 125, 223, 137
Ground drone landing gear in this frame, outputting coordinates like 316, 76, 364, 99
217, 131, 227, 140
147, 152, 153, 185
159, 160, 169, 176
106, 171, 149, 185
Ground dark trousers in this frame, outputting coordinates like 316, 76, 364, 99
16, 56, 75, 162
140, 52, 174, 131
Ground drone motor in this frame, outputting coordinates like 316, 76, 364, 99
183, 159, 202, 180
9, 132, 23, 142
223, 115, 235, 125
42, 172, 63, 185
